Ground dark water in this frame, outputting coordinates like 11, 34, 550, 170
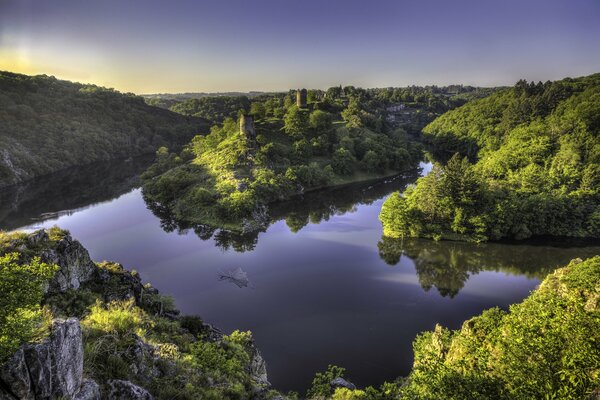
1, 158, 598, 392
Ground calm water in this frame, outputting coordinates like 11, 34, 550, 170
1, 158, 599, 392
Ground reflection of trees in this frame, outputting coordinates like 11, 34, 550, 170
378, 236, 600, 297
145, 166, 423, 252
0, 156, 153, 230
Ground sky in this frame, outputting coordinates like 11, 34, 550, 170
1, 0, 599, 94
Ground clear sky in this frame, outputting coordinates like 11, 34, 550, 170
1, 0, 599, 94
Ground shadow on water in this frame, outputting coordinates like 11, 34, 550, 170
378, 236, 600, 298
0, 155, 154, 231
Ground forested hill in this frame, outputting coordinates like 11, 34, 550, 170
0, 71, 208, 188
380, 73, 600, 242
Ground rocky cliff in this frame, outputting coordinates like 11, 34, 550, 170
0, 229, 275, 400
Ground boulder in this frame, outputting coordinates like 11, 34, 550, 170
74, 379, 101, 400
330, 377, 356, 391
37, 231, 96, 294
0, 318, 84, 400
107, 380, 154, 400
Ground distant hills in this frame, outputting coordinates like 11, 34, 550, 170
0, 71, 209, 188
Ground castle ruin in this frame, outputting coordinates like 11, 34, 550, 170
296, 88, 307, 108
239, 114, 256, 140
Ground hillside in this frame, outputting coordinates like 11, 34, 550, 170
141, 106, 423, 233
380, 73, 600, 242
0, 71, 208, 188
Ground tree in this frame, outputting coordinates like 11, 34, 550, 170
249, 102, 266, 120
283, 105, 309, 137
309, 110, 333, 134
341, 98, 363, 128
331, 148, 356, 175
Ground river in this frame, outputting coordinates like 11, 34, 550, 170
1, 157, 598, 392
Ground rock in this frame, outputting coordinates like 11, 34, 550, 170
39, 231, 97, 294
50, 318, 84, 397
74, 379, 101, 400
22, 342, 52, 399
27, 229, 49, 246
107, 380, 154, 400
330, 377, 356, 391
249, 348, 269, 386
0, 348, 32, 399
0, 318, 84, 400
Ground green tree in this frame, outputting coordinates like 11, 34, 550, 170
284, 105, 309, 137
0, 253, 57, 361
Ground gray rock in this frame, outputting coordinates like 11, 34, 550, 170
40, 231, 97, 294
50, 318, 84, 397
0, 318, 84, 400
27, 230, 48, 246
249, 348, 269, 386
23, 342, 52, 399
0, 348, 32, 399
74, 379, 101, 400
107, 380, 154, 400
330, 377, 356, 391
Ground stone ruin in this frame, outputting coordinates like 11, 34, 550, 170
296, 88, 307, 108
239, 113, 256, 140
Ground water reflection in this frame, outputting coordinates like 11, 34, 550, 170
145, 168, 423, 251
378, 236, 600, 297
0, 156, 153, 230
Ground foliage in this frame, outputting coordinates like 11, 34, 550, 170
169, 96, 251, 123
0, 252, 57, 362
142, 100, 422, 234
381, 73, 600, 241
0, 71, 207, 187
306, 365, 346, 399
401, 256, 600, 400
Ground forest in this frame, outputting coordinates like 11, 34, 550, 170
0, 71, 207, 188
380, 73, 600, 242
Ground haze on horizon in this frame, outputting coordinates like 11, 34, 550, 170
1, 0, 599, 94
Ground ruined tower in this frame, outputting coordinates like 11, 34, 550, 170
239, 114, 256, 140
296, 88, 307, 108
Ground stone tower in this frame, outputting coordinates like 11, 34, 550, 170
239, 114, 256, 140
296, 88, 307, 108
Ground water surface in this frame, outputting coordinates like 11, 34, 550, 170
2, 158, 598, 392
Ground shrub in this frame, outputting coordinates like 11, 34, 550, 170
0, 253, 57, 362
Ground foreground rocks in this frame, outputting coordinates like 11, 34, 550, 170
0, 319, 91, 400
1, 229, 276, 399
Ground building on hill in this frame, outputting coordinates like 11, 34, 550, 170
296, 89, 307, 108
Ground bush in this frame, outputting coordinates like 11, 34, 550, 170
0, 252, 57, 362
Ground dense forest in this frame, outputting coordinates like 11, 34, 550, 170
380, 73, 600, 242
0, 71, 208, 188
141, 84, 498, 234
147, 85, 496, 131
2, 228, 598, 399
141, 92, 426, 233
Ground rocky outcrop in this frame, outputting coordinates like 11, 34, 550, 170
0, 318, 93, 400
74, 379, 101, 400
39, 232, 97, 294
107, 380, 154, 400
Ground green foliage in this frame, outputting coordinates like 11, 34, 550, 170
142, 101, 422, 234
306, 365, 346, 399
169, 96, 250, 123
0, 71, 207, 187
0, 252, 57, 362
401, 256, 600, 400
382, 73, 600, 241
284, 105, 310, 137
